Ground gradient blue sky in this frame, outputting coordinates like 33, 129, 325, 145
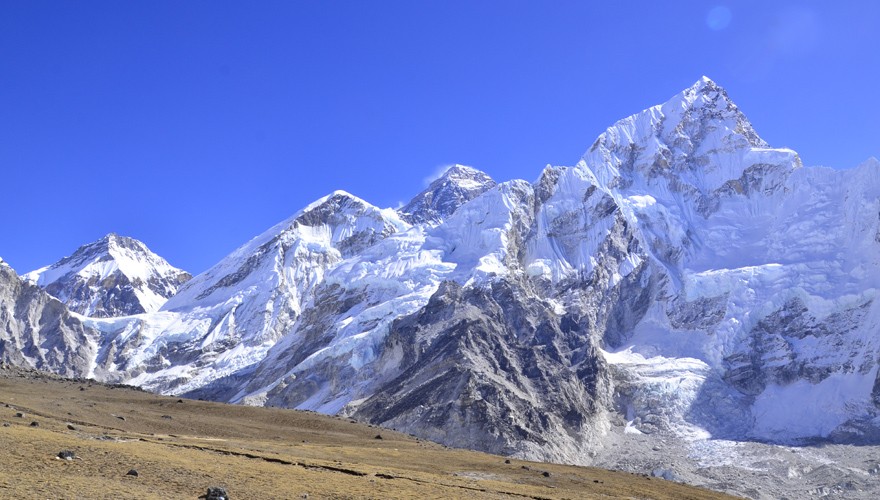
2, 1, 878, 275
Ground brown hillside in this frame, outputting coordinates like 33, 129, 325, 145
0, 369, 738, 499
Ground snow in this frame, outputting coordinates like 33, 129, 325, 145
24, 234, 188, 316
750, 367, 880, 441
27, 77, 880, 455
603, 346, 713, 440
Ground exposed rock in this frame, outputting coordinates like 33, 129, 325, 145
399, 165, 496, 225
199, 486, 229, 500
23, 234, 190, 317
0, 262, 97, 377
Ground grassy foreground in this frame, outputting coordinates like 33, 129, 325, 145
0, 370, 737, 499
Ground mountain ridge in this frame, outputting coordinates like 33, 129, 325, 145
5, 77, 880, 499
24, 233, 191, 318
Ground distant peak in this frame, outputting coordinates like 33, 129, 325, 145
88, 233, 144, 252
288, 189, 388, 230
303, 190, 371, 213
672, 76, 733, 108
443, 164, 483, 176
579, 77, 783, 193
329, 189, 357, 199
400, 164, 496, 225
430, 164, 494, 187
695, 75, 717, 88
100, 233, 123, 247
40, 234, 157, 273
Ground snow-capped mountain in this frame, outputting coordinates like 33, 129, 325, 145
6, 77, 880, 498
400, 164, 497, 224
82, 192, 407, 395
575, 78, 880, 444
24, 233, 191, 318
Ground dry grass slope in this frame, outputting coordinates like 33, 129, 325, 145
0, 369, 739, 499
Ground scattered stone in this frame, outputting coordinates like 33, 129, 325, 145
301, 495, 309, 499
14, 412, 24, 418
374, 434, 383, 440
521, 465, 531, 471
542, 471, 552, 477
177, 399, 184, 403
67, 424, 76, 430
57, 450, 76, 460
161, 415, 172, 419
79, 387, 85, 391
199, 486, 229, 499
651, 468, 677, 481
2, 423, 9, 427
126, 469, 139, 477
29, 421, 39, 427
504, 459, 511, 464
114, 415, 126, 421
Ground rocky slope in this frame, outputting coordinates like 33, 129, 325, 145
0, 257, 96, 376
24, 233, 191, 317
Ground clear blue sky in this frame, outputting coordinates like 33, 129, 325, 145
2, 1, 878, 275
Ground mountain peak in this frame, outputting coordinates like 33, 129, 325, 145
24, 234, 190, 317
694, 75, 717, 89
580, 78, 787, 194
441, 164, 486, 179
664, 76, 744, 121
400, 164, 496, 224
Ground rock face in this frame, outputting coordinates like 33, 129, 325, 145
352, 279, 612, 463
0, 258, 95, 377
4, 77, 880, 498
400, 165, 497, 224
24, 234, 190, 318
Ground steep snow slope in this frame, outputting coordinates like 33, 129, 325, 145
85, 192, 409, 394
83, 169, 505, 398
229, 180, 541, 409
573, 78, 880, 444
24, 234, 190, 317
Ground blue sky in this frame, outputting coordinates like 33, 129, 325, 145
2, 1, 878, 275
